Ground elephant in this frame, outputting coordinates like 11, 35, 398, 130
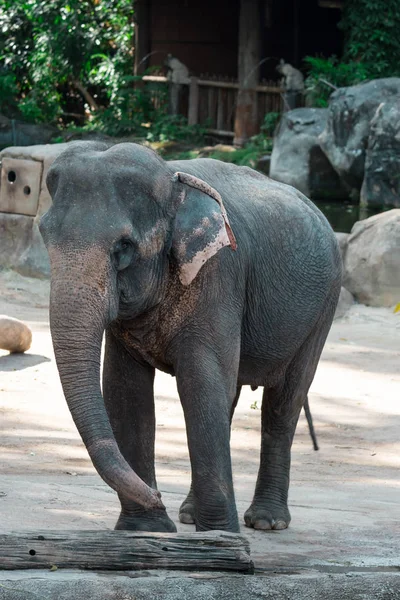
39, 141, 342, 533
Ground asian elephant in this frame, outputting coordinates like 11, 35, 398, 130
40, 141, 341, 533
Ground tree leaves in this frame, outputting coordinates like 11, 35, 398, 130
0, 0, 134, 124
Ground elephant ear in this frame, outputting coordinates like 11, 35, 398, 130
171, 172, 237, 286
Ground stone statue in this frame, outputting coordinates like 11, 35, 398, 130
277, 59, 304, 93
165, 55, 190, 85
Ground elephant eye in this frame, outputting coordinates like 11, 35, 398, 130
112, 238, 135, 271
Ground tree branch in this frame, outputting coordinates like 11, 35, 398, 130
71, 80, 99, 111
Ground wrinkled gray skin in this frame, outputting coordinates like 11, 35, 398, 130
40, 142, 341, 533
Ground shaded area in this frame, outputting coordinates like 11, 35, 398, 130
0, 353, 50, 372
314, 200, 390, 233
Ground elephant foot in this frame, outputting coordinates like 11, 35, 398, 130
115, 509, 177, 533
244, 502, 291, 531
179, 492, 239, 532
179, 496, 195, 524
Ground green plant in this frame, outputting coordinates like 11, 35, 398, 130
0, 0, 134, 123
146, 115, 206, 144
304, 56, 369, 107
261, 112, 280, 137
0, 72, 19, 116
304, 0, 400, 108
340, 0, 400, 79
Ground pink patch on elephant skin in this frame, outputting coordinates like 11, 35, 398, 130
179, 226, 230, 286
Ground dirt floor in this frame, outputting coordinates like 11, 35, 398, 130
0, 268, 399, 597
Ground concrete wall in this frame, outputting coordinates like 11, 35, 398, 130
0, 144, 69, 278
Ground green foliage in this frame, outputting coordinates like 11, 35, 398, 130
88, 78, 169, 136
304, 56, 369, 107
0, 72, 19, 115
0, 0, 134, 123
146, 115, 206, 143
209, 144, 266, 168
261, 112, 280, 137
304, 0, 400, 108
340, 0, 400, 78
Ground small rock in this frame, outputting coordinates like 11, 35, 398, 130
0, 315, 32, 353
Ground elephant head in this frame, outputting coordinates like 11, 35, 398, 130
39, 142, 236, 509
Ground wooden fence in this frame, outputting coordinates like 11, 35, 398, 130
143, 74, 284, 137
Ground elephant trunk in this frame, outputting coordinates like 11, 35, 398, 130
48, 246, 163, 510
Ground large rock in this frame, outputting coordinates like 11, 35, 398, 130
270, 108, 347, 199
335, 232, 349, 264
0, 115, 57, 150
0, 144, 70, 277
360, 101, 400, 209
344, 209, 400, 307
319, 78, 400, 198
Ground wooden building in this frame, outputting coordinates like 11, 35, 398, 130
134, 0, 344, 144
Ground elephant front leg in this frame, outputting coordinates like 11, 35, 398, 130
175, 344, 240, 533
244, 385, 302, 531
103, 330, 176, 532
179, 385, 242, 525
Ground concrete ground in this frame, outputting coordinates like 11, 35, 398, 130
0, 269, 399, 598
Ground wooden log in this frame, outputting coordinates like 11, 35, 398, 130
205, 129, 235, 138
142, 75, 168, 83
0, 531, 254, 573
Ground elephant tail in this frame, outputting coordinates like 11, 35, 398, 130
304, 396, 319, 451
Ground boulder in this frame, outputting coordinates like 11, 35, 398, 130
344, 209, 400, 307
0, 115, 57, 150
360, 101, 400, 209
334, 287, 354, 320
0, 315, 32, 353
319, 78, 400, 198
335, 232, 349, 264
270, 108, 347, 199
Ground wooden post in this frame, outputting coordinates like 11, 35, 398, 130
188, 77, 200, 125
234, 0, 261, 147
134, 0, 151, 77
169, 84, 182, 116
0, 531, 254, 573
217, 88, 224, 131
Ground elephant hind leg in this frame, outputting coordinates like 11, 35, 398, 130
179, 385, 242, 526
245, 311, 334, 531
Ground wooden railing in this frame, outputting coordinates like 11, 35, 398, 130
143, 75, 284, 137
